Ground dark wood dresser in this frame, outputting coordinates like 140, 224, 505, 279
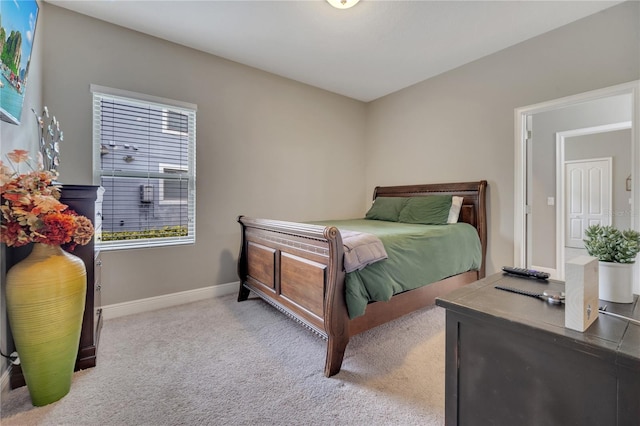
6, 185, 104, 389
436, 272, 640, 426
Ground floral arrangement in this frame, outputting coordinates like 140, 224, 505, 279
0, 149, 94, 250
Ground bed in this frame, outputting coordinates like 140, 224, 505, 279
237, 180, 487, 376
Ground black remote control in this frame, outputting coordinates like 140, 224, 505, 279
502, 266, 550, 280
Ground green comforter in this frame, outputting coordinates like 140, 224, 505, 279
311, 219, 482, 318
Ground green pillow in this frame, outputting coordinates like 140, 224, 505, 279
398, 195, 452, 225
365, 197, 408, 222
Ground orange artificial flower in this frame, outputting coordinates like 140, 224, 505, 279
1, 149, 94, 249
6, 150, 30, 164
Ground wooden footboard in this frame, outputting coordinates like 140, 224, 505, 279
237, 217, 351, 375
237, 218, 347, 334
237, 180, 487, 377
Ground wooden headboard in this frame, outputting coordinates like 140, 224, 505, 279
372, 180, 488, 277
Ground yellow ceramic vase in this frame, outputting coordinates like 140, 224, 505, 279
6, 243, 86, 406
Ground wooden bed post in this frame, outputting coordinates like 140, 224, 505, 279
322, 226, 348, 377
476, 180, 488, 278
236, 216, 251, 302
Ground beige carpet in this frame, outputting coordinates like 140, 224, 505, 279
0, 294, 446, 425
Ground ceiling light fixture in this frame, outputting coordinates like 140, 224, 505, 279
326, 0, 360, 10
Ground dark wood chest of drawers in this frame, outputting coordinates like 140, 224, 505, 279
6, 185, 104, 389
436, 273, 640, 426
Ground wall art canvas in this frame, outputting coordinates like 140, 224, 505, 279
0, 0, 39, 125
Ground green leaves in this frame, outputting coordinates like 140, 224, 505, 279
583, 225, 640, 264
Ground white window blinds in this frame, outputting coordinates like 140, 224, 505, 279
91, 85, 196, 250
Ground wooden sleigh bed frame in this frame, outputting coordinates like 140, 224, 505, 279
237, 180, 487, 377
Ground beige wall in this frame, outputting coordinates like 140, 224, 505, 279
365, 2, 640, 275
41, 4, 367, 305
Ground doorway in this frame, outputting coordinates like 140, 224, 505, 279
564, 158, 612, 249
555, 121, 633, 280
514, 80, 639, 290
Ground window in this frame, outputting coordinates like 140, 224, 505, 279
158, 163, 187, 205
162, 109, 189, 136
91, 85, 196, 250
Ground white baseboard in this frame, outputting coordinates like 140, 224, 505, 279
101, 281, 238, 320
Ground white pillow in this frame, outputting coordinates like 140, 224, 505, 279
447, 196, 464, 224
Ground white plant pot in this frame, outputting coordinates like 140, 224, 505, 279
598, 261, 634, 303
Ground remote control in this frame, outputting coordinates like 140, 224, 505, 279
502, 266, 550, 280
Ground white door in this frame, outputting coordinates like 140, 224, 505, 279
565, 158, 612, 248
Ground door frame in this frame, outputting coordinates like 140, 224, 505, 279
514, 80, 639, 287
556, 123, 631, 279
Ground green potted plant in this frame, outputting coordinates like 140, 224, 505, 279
583, 224, 640, 303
